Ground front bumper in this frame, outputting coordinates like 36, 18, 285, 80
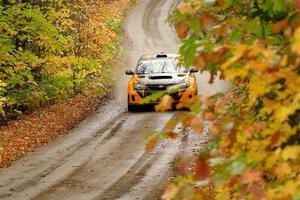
128, 87, 196, 105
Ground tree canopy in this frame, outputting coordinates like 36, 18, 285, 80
0, 0, 131, 123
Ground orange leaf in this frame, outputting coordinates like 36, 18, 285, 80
241, 170, 264, 185
275, 162, 292, 179
280, 196, 292, 200
155, 95, 174, 112
175, 20, 189, 39
145, 136, 159, 152
208, 122, 222, 137
178, 159, 193, 174
250, 184, 265, 199
270, 131, 280, 146
166, 130, 178, 139
165, 118, 177, 130
203, 112, 214, 121
213, 25, 226, 36
216, 0, 225, 6
200, 13, 217, 28
193, 54, 206, 69
209, 71, 215, 84
182, 115, 193, 129
196, 157, 209, 180
220, 72, 225, 80
272, 20, 288, 33
191, 116, 204, 133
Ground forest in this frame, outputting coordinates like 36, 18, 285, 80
0, 0, 133, 124
0, 0, 135, 167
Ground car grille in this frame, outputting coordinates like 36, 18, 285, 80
136, 84, 184, 102
149, 76, 172, 80
146, 84, 174, 91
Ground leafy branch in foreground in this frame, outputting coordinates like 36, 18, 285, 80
150, 0, 300, 199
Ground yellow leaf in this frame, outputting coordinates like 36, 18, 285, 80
177, 1, 201, 14
292, 27, 300, 55
162, 185, 179, 200
273, 106, 294, 123
177, 2, 193, 14
224, 68, 248, 80
244, 60, 269, 76
282, 180, 298, 197
249, 46, 275, 60
155, 95, 174, 112
275, 162, 292, 179
265, 153, 278, 169
221, 45, 247, 70
248, 77, 269, 97
165, 118, 177, 130
281, 146, 300, 161
280, 54, 288, 66
215, 186, 231, 200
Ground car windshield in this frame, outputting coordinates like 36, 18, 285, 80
135, 58, 187, 74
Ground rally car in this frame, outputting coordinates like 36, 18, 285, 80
125, 53, 198, 112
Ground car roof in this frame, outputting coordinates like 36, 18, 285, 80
140, 53, 179, 61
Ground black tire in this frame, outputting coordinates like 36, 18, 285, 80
128, 95, 137, 112
128, 104, 136, 112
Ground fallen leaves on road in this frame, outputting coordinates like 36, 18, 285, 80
0, 94, 108, 168
145, 136, 159, 152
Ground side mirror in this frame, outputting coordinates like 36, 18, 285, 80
125, 70, 134, 75
190, 67, 199, 73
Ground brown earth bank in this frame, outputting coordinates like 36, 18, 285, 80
0, 93, 112, 168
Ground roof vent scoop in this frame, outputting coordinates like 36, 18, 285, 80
156, 52, 167, 58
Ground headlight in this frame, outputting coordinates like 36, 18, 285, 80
177, 81, 190, 89
168, 81, 190, 91
133, 81, 146, 90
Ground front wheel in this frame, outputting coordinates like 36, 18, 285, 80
128, 104, 137, 112
128, 95, 137, 112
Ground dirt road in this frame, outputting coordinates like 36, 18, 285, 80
0, 0, 229, 199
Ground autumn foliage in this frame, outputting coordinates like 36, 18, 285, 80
0, 0, 133, 123
161, 0, 300, 199
0, 0, 134, 166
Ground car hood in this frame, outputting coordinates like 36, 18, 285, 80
137, 73, 188, 85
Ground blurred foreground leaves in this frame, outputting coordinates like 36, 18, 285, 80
158, 0, 300, 199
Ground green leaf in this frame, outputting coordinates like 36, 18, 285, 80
143, 131, 159, 140
228, 161, 245, 175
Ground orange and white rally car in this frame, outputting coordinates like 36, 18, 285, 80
125, 53, 198, 111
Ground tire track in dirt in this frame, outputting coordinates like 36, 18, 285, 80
93, 149, 160, 200
94, 114, 185, 200
29, 112, 174, 200
9, 114, 128, 194
3, 114, 129, 200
